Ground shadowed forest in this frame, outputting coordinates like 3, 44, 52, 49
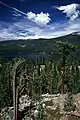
0, 40, 80, 120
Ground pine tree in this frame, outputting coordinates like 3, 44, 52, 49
55, 41, 75, 94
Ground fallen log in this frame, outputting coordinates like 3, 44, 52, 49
67, 111, 80, 118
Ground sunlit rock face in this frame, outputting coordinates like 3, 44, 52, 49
1, 93, 80, 120
19, 95, 32, 111
0, 107, 14, 120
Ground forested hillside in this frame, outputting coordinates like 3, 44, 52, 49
0, 33, 80, 60
0, 41, 80, 120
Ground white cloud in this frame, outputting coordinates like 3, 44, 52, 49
27, 12, 51, 27
27, 12, 36, 20
0, 17, 80, 41
65, 20, 80, 32
0, 28, 17, 40
0, 1, 50, 27
12, 10, 22, 17
56, 3, 80, 21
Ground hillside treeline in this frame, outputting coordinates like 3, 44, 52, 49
0, 41, 80, 110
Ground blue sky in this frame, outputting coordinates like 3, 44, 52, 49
0, 0, 80, 40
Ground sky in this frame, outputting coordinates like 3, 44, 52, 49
0, 0, 80, 40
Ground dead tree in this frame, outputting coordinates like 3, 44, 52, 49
12, 58, 25, 120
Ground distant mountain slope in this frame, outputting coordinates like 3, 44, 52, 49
55, 33, 80, 44
0, 33, 80, 60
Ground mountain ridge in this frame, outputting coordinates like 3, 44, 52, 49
0, 31, 80, 42
0, 33, 80, 60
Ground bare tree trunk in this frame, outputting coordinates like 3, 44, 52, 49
60, 66, 65, 94
60, 55, 65, 94
12, 59, 25, 120
13, 68, 18, 120
67, 112, 80, 117
8, 72, 12, 105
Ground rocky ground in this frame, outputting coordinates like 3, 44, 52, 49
1, 93, 80, 120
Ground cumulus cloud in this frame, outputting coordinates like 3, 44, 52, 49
0, 1, 50, 27
27, 12, 51, 27
56, 3, 80, 21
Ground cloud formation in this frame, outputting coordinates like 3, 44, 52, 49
56, 3, 80, 21
0, 1, 80, 41
27, 12, 51, 27
12, 10, 22, 17
0, 18, 80, 41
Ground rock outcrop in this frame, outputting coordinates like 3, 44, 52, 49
1, 93, 80, 120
